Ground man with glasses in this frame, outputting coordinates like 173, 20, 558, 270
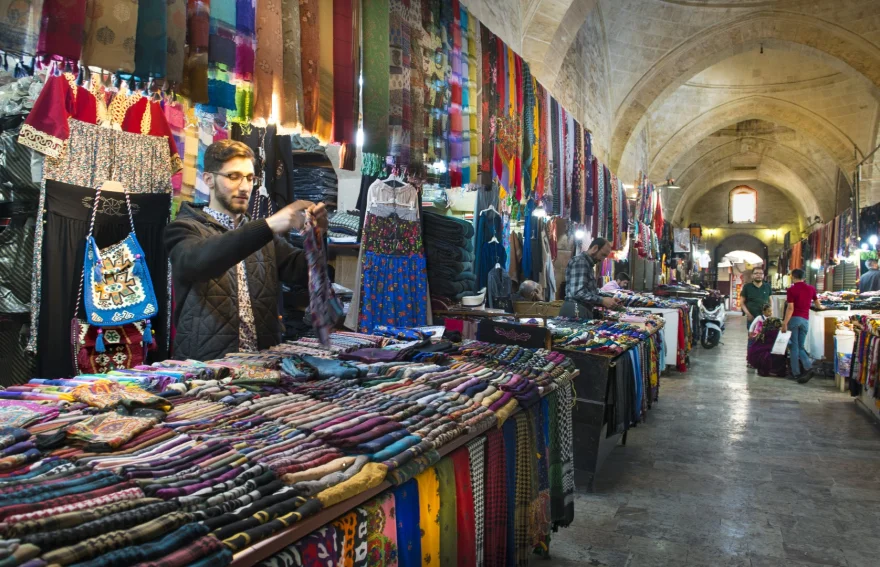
165, 140, 328, 361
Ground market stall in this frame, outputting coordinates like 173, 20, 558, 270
842, 315, 880, 424
0, 333, 577, 566
548, 312, 664, 490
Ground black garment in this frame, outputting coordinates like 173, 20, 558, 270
859, 269, 880, 293
0, 213, 35, 310
38, 181, 171, 378
164, 203, 308, 361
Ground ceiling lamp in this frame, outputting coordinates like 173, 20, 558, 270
665, 177, 680, 189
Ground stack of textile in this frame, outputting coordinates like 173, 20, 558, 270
0, 337, 578, 567
290, 151, 339, 209
423, 211, 478, 300
327, 211, 362, 242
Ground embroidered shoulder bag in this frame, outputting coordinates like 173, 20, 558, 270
71, 183, 158, 372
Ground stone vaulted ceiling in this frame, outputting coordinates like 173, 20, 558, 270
464, 0, 880, 230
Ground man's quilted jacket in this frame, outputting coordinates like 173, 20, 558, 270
164, 203, 308, 361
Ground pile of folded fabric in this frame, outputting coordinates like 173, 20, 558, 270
327, 211, 362, 241
423, 211, 477, 300
290, 149, 339, 209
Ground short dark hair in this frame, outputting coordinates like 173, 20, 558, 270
791, 268, 805, 280
616, 272, 630, 281
589, 237, 610, 251
762, 303, 771, 312
204, 140, 254, 173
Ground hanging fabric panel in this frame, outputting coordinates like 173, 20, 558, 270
361, 0, 389, 157
38, 0, 86, 62
280, 0, 303, 128
0, 0, 43, 56
331, 0, 355, 146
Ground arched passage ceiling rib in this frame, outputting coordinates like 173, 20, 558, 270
608, 9, 880, 170
672, 155, 821, 223
649, 95, 860, 177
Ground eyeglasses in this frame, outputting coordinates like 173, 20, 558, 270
210, 171, 257, 186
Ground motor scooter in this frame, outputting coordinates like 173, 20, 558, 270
699, 294, 727, 349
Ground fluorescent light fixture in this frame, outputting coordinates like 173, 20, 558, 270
870, 235, 879, 247
355, 128, 364, 148
532, 206, 547, 218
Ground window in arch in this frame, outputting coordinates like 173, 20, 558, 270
729, 186, 757, 224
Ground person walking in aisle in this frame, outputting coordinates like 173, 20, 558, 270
740, 267, 771, 334
782, 269, 823, 383
560, 237, 621, 317
165, 140, 328, 361
858, 259, 880, 293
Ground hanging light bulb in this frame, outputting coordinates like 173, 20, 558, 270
575, 229, 585, 240
870, 235, 879, 247
532, 205, 547, 218
861, 243, 869, 251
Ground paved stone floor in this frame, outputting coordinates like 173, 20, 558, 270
548, 314, 880, 567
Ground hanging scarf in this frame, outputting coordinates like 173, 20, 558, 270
0, 0, 42, 55
304, 213, 334, 346
415, 466, 440, 567
480, 23, 494, 186
361, 0, 389, 157
298, 0, 320, 132
451, 447, 476, 567
332, 0, 355, 146
234, 0, 255, 81
183, 0, 211, 102
166, 0, 187, 84
388, 0, 411, 164
82, 0, 139, 72
280, 0, 304, 128
38, 0, 86, 62
521, 63, 535, 201
483, 428, 507, 567
436, 456, 458, 567
393, 480, 421, 567
315, 0, 334, 141
408, 0, 424, 170
466, 8, 479, 185
448, 0, 462, 187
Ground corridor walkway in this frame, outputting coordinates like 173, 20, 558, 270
550, 315, 880, 567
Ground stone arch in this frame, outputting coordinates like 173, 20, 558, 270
714, 234, 770, 269
520, 0, 599, 86
647, 96, 858, 182
673, 157, 820, 224
608, 10, 880, 169
667, 137, 835, 222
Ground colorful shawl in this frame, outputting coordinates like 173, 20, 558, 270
134, 0, 167, 78
415, 466, 440, 567
166, 0, 187, 84
38, 0, 86, 61
388, 0, 412, 164
253, 0, 281, 120
332, 0, 355, 146
436, 456, 457, 567
362, 0, 389, 156
0, 0, 42, 55
393, 480, 421, 567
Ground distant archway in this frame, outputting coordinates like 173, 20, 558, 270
713, 234, 769, 276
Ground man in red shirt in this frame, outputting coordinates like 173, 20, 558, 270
782, 269, 823, 383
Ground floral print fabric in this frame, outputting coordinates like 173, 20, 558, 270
357, 180, 429, 333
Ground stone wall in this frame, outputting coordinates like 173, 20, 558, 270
685, 180, 803, 258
